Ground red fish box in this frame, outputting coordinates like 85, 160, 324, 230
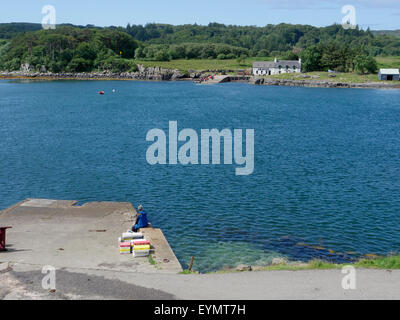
131, 240, 150, 246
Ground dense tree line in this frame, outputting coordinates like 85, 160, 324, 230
0, 22, 398, 73
125, 23, 400, 57
300, 42, 378, 73
0, 26, 139, 72
134, 43, 250, 61
0, 23, 42, 39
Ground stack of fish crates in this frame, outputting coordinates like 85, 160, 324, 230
131, 239, 151, 257
118, 231, 151, 257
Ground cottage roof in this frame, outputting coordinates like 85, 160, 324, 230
253, 60, 301, 69
379, 69, 399, 75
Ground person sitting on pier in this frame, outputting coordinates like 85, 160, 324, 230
132, 205, 148, 232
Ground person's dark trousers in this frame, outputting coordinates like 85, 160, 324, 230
132, 216, 140, 232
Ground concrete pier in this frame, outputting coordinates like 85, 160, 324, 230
0, 199, 182, 274
197, 75, 251, 84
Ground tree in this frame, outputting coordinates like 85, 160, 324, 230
134, 47, 144, 59
67, 57, 93, 72
75, 42, 96, 61
300, 46, 322, 72
320, 42, 347, 71
353, 54, 378, 74
257, 49, 269, 57
281, 50, 299, 60
154, 49, 170, 61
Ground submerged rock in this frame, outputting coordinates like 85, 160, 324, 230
271, 257, 288, 265
236, 264, 252, 272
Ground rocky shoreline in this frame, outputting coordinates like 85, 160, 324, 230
0, 64, 198, 81
1, 68, 400, 89
252, 77, 400, 89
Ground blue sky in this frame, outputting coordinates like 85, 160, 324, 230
1, 0, 399, 30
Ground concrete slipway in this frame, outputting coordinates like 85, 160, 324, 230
0, 199, 182, 274
1, 199, 400, 299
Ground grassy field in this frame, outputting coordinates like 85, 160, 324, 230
135, 56, 400, 73
376, 56, 400, 70
134, 56, 271, 72
134, 56, 400, 84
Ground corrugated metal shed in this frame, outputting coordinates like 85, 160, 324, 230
378, 68, 400, 81
379, 69, 400, 75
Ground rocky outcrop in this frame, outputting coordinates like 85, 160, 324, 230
20, 63, 33, 72
136, 64, 185, 80
0, 64, 192, 81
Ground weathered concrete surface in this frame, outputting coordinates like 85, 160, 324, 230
198, 75, 250, 84
1, 263, 400, 300
0, 265, 176, 300
197, 75, 229, 84
0, 199, 182, 274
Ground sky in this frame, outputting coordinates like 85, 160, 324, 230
0, 0, 399, 30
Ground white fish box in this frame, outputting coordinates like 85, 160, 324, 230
132, 250, 150, 258
122, 232, 143, 240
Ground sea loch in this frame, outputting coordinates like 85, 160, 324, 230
0, 79, 399, 272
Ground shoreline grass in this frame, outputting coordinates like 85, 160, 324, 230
148, 254, 156, 266
206, 254, 400, 274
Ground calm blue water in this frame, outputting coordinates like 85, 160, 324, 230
1, 80, 400, 272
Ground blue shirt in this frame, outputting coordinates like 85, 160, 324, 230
136, 210, 148, 229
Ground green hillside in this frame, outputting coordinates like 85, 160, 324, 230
0, 22, 399, 74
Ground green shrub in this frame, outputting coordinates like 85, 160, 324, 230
354, 54, 378, 74
67, 57, 93, 72
97, 56, 138, 72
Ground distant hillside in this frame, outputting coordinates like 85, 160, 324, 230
0, 22, 399, 73
0, 23, 42, 39
121, 23, 400, 59
372, 30, 400, 37
1, 22, 399, 56
0, 22, 103, 39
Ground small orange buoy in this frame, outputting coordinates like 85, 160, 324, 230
98, 91, 105, 95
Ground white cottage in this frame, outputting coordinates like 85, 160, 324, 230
253, 58, 302, 76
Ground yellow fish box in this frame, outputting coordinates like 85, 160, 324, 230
133, 245, 151, 251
